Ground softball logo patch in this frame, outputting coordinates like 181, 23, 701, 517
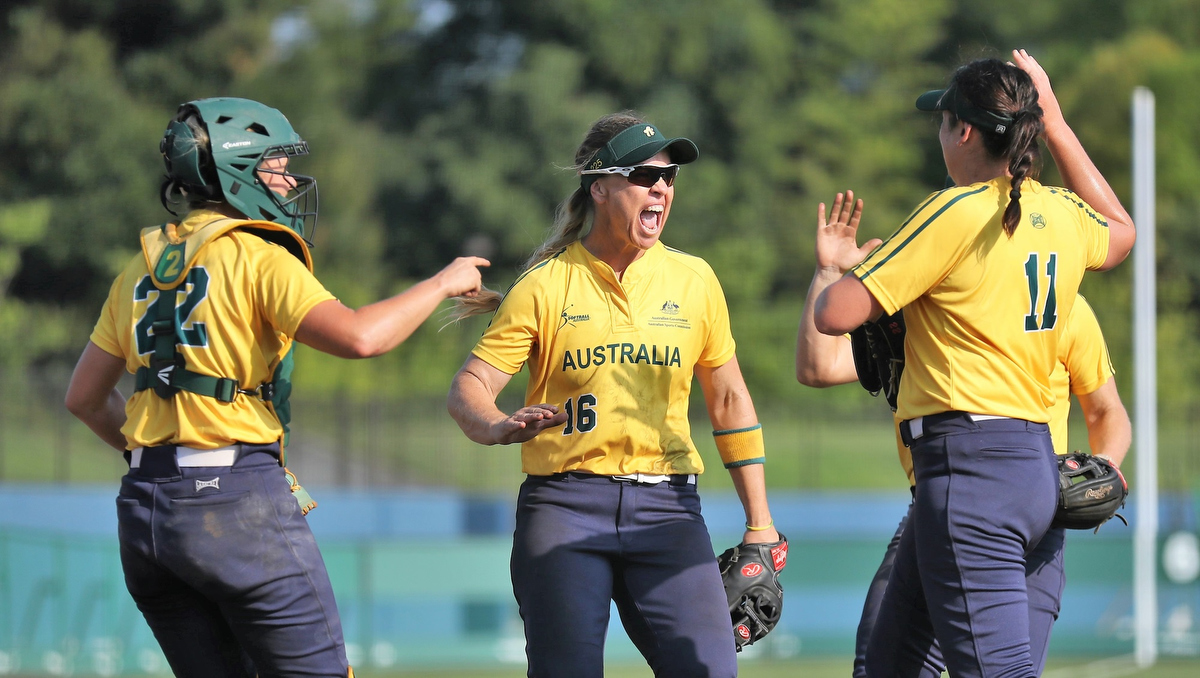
770, 541, 789, 571
1030, 212, 1047, 229
736, 624, 751, 641
741, 562, 764, 577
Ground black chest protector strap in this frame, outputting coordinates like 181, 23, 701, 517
134, 285, 273, 403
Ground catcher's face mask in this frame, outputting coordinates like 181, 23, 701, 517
164, 97, 320, 245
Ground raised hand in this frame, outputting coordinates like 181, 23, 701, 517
1011, 49, 1063, 131
436, 256, 490, 298
816, 190, 879, 275
491, 404, 569, 444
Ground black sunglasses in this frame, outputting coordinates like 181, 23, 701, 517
580, 164, 680, 188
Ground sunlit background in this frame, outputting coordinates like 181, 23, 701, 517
1, 0, 1199, 675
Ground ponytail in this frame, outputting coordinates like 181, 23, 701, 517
1001, 109, 1043, 236
445, 187, 594, 322
950, 59, 1044, 237
446, 112, 645, 323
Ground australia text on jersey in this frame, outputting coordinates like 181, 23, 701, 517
561, 343, 683, 371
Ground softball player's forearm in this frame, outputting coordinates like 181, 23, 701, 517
77, 390, 129, 452
65, 342, 129, 452
1042, 119, 1135, 262
447, 371, 510, 445
297, 257, 486, 358
296, 278, 452, 358
797, 267, 858, 386
728, 463, 779, 543
1078, 380, 1131, 467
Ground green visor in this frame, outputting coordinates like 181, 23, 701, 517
916, 86, 1014, 135
581, 124, 698, 189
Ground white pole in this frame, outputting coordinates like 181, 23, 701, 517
1131, 85, 1157, 668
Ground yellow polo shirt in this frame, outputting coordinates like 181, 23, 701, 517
1047, 296, 1115, 455
473, 240, 737, 476
91, 210, 335, 449
853, 178, 1109, 422
893, 294, 1115, 484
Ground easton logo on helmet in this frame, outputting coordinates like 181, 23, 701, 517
741, 562, 764, 577
222, 140, 253, 149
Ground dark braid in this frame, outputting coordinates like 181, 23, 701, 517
950, 59, 1044, 236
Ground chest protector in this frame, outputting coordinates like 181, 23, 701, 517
133, 217, 312, 447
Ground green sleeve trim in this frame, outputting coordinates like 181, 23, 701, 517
857, 185, 989, 280
713, 423, 762, 437
723, 457, 765, 469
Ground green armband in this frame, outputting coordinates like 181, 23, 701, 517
714, 424, 765, 469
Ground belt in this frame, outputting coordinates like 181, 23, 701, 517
130, 444, 241, 469
903, 412, 1010, 441
557, 471, 697, 486
610, 472, 696, 486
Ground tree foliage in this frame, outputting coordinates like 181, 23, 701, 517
2, 0, 1197, 411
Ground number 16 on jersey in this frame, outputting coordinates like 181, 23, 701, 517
562, 394, 598, 435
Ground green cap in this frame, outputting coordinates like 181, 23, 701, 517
916, 86, 1014, 135
581, 124, 699, 188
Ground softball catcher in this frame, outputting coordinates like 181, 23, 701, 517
66, 97, 486, 677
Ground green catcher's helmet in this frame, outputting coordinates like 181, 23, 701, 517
160, 97, 318, 243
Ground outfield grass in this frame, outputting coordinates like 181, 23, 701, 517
351, 656, 1200, 678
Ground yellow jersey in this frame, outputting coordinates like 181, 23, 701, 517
1048, 296, 1114, 455
472, 240, 737, 476
852, 177, 1109, 422
91, 209, 336, 449
893, 294, 1114, 484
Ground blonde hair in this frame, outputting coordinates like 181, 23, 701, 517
448, 111, 647, 321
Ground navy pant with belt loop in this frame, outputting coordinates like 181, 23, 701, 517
116, 442, 350, 678
864, 412, 1060, 678
854, 506, 1067, 678
510, 472, 737, 678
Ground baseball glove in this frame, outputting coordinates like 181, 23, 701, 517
850, 309, 906, 411
716, 535, 787, 651
1052, 453, 1128, 531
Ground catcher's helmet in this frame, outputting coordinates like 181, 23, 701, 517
160, 97, 318, 243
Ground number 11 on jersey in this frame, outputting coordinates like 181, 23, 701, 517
1024, 252, 1058, 332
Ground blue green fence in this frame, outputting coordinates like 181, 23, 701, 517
0, 486, 1195, 675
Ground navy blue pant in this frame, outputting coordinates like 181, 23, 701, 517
865, 413, 1060, 678
854, 501, 1066, 678
511, 473, 737, 678
117, 443, 350, 677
